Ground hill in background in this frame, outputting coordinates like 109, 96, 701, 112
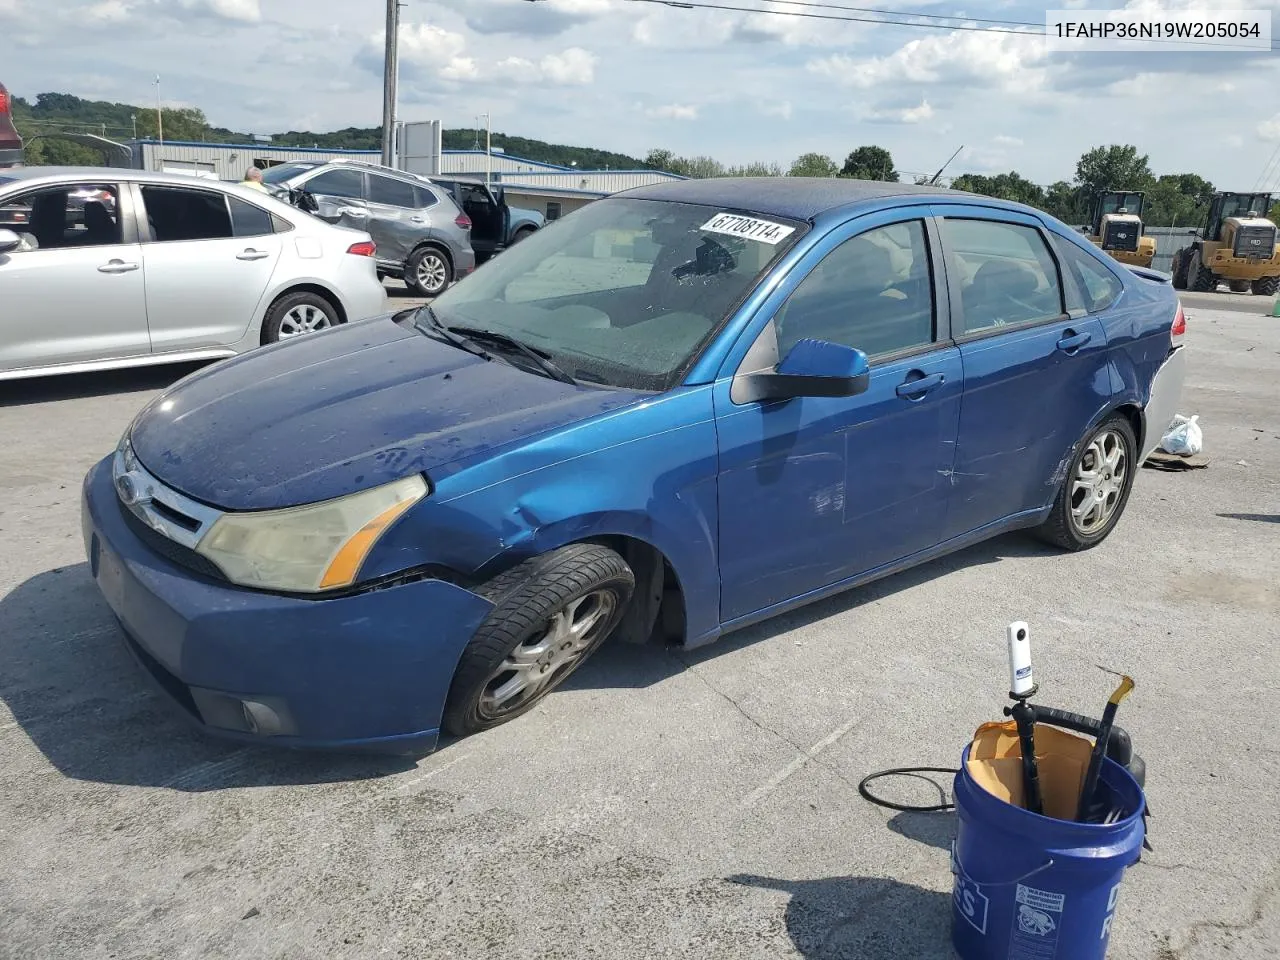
11, 91, 647, 170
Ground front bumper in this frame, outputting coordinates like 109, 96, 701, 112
80, 456, 494, 754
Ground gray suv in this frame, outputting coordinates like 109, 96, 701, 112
262, 160, 474, 296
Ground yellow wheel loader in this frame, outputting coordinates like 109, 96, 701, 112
1171, 191, 1280, 295
1085, 190, 1156, 268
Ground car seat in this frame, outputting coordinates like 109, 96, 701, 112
81, 201, 116, 245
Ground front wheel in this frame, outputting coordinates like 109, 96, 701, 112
1253, 276, 1280, 296
1187, 250, 1216, 292
442, 544, 635, 737
1033, 414, 1137, 551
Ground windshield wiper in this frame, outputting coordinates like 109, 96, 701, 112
413, 305, 491, 361
447, 326, 578, 386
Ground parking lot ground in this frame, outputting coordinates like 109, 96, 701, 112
0, 302, 1277, 960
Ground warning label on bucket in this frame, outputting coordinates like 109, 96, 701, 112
1008, 884, 1064, 960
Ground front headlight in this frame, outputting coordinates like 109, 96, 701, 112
195, 475, 428, 594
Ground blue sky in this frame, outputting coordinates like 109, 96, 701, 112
3, 0, 1279, 188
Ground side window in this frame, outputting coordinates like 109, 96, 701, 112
140, 186, 232, 242
302, 168, 364, 200
228, 196, 274, 237
412, 185, 439, 209
775, 220, 935, 359
7, 183, 122, 251
943, 218, 1063, 333
1054, 238, 1124, 313
368, 173, 417, 208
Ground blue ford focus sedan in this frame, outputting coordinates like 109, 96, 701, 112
81, 178, 1186, 754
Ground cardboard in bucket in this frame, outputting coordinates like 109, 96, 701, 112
966, 720, 1094, 820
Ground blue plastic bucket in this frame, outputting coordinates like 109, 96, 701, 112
951, 744, 1146, 960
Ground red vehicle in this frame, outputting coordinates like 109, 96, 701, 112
0, 82, 24, 168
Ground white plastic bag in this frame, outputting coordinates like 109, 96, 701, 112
1159, 414, 1202, 457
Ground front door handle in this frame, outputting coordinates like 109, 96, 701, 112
336, 206, 368, 218
97, 260, 139, 274
1057, 330, 1092, 354
896, 371, 945, 399
236, 249, 270, 261
409, 216, 426, 223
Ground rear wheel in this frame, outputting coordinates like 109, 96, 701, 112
1253, 276, 1280, 296
405, 246, 452, 297
262, 291, 339, 344
1170, 250, 1188, 289
442, 544, 635, 737
1229, 279, 1252, 293
1033, 414, 1137, 551
1187, 250, 1216, 292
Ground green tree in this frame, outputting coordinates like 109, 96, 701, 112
840, 145, 898, 181
1143, 174, 1213, 228
726, 161, 782, 177
950, 172, 1044, 207
1043, 180, 1084, 223
788, 152, 838, 178
1074, 144, 1155, 200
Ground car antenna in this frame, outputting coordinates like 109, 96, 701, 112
928, 145, 964, 186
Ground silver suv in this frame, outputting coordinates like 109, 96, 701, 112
262, 159, 475, 296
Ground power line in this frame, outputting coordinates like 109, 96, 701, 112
616, 0, 1279, 50
754, 0, 1041, 31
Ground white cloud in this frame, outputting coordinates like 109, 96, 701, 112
646, 103, 698, 120
1107, 72, 1161, 96
994, 135, 1024, 147
760, 101, 793, 121
1226, 134, 1244, 148
85, 0, 130, 22
0, 0, 18, 14
395, 22, 476, 82
538, 47, 596, 84
809, 30, 1048, 94
900, 100, 933, 123
181, 0, 260, 22
1259, 114, 1280, 142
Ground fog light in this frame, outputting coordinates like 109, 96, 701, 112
241, 699, 285, 736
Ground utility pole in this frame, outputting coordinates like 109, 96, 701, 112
154, 76, 163, 147
380, 0, 401, 167
483, 112, 492, 187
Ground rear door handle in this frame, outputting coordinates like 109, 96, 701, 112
336, 206, 368, 218
97, 260, 139, 274
409, 216, 426, 223
896, 371, 945, 399
236, 249, 270, 261
1057, 330, 1092, 354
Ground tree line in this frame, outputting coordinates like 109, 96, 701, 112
645, 142, 1278, 228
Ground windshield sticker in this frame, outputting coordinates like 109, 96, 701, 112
700, 213, 795, 245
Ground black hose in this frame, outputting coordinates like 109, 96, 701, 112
857, 766, 960, 812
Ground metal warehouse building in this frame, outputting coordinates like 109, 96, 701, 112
129, 139, 683, 220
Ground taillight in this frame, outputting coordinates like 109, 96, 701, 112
347, 240, 376, 257
454, 212, 472, 230
1171, 301, 1186, 342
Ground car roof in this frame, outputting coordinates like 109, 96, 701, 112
616, 177, 976, 222
0, 166, 229, 187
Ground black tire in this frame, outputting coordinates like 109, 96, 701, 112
1033, 413, 1138, 552
405, 245, 453, 297
1253, 276, 1280, 296
1170, 251, 1188, 290
261, 291, 340, 345
1229, 279, 1252, 293
510, 226, 536, 244
1187, 250, 1216, 292
442, 544, 635, 737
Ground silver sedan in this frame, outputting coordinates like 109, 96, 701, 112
0, 166, 387, 382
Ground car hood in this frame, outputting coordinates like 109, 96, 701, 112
129, 314, 648, 511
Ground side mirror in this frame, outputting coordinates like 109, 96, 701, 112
741, 338, 871, 402
0, 228, 22, 253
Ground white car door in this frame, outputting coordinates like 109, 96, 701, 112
134, 183, 283, 351
0, 180, 150, 374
